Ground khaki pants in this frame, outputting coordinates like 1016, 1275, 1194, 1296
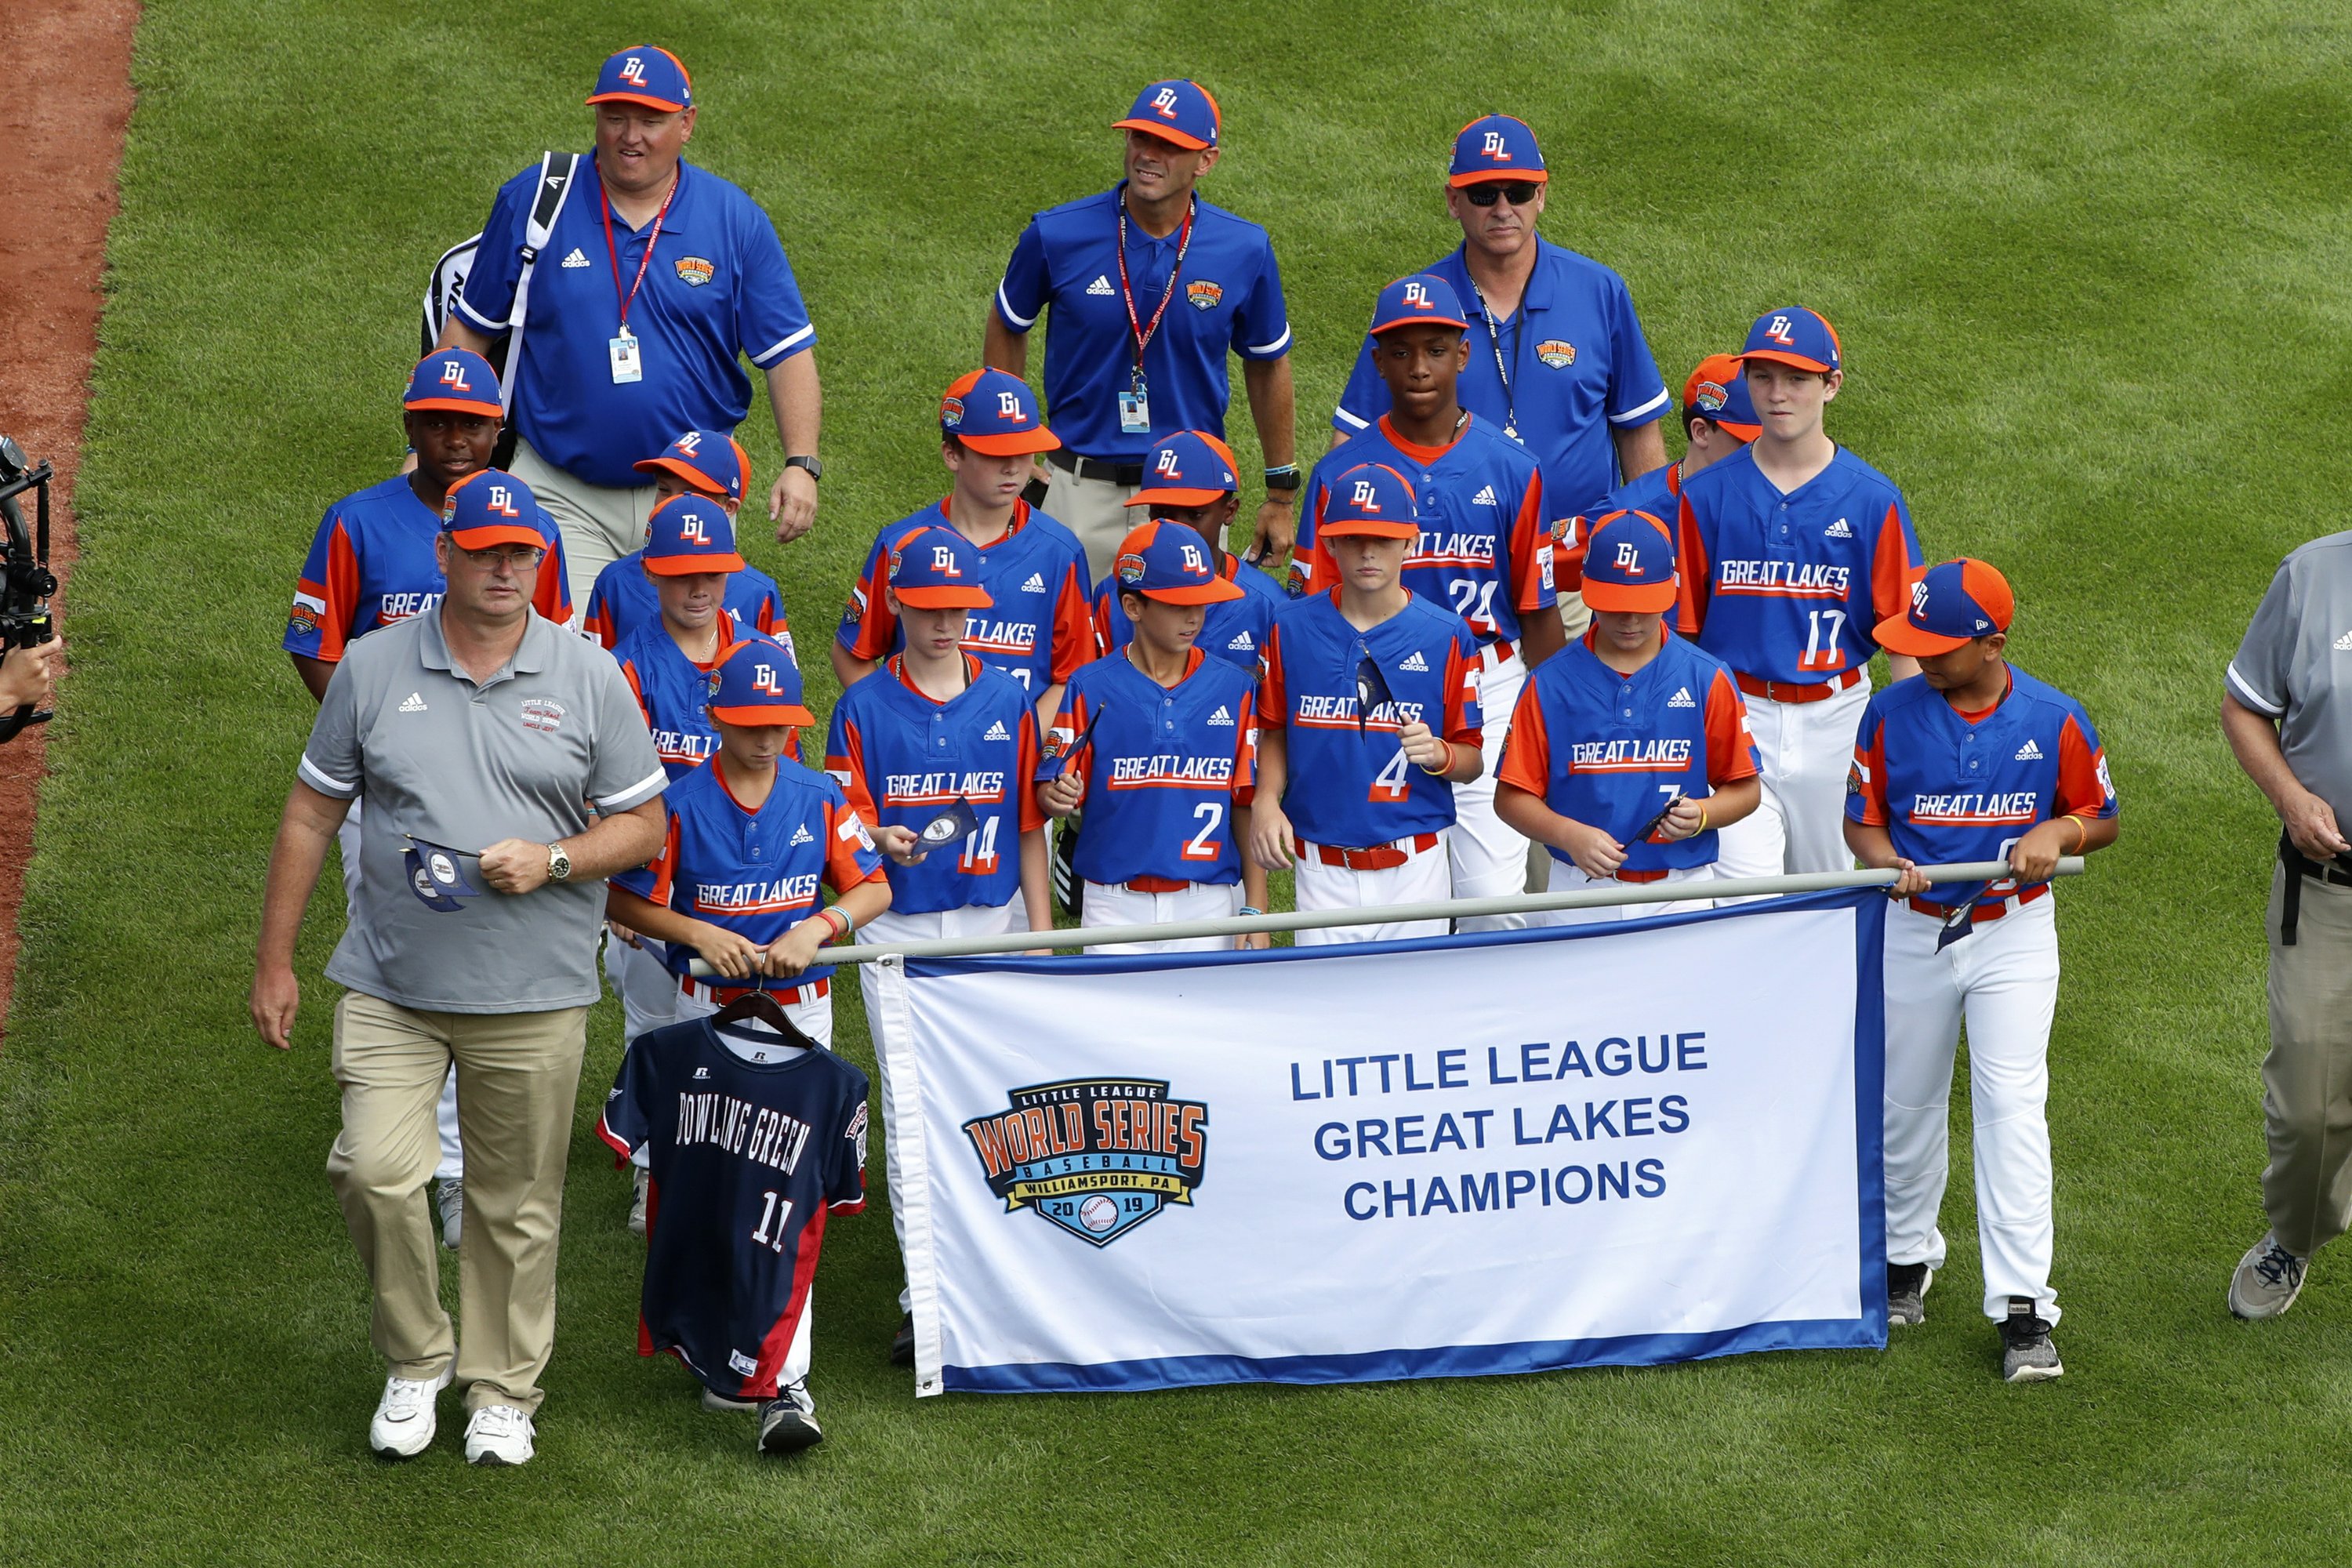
1556, 586, 1591, 638
2261, 866, 2352, 1256
509, 437, 660, 611
327, 990, 590, 1414
1042, 463, 1142, 586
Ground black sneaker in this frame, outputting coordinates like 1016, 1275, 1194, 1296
1998, 1297, 2062, 1383
1887, 1261, 1933, 1327
757, 1388, 824, 1455
889, 1311, 915, 1366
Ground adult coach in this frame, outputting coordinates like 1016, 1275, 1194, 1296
440, 45, 824, 604
2222, 526, 2352, 1320
983, 79, 1298, 580
250, 471, 666, 1467
1330, 115, 1669, 590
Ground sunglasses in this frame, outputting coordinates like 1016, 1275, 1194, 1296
1463, 181, 1541, 208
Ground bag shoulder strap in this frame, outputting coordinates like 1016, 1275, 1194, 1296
500, 151, 585, 409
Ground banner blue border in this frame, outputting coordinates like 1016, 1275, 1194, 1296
917, 888, 1891, 1394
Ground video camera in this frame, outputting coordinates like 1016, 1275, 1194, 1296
0, 436, 60, 742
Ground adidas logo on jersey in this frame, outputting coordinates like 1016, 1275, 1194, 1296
1087, 274, 1115, 296
790, 824, 815, 845
1226, 630, 1254, 650
2336, 630, 2352, 651
1208, 705, 1236, 726
1824, 517, 1853, 539
398, 692, 428, 713
1399, 651, 1429, 672
1021, 572, 1046, 593
560, 247, 590, 269
1668, 687, 1696, 709
1471, 485, 1498, 506
2015, 739, 2045, 761
983, 720, 1010, 741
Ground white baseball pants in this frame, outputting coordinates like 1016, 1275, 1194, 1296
1530, 860, 1715, 925
1080, 880, 1243, 953
1713, 676, 1869, 881
1294, 840, 1452, 946
1882, 893, 2063, 1324
1451, 655, 1534, 931
340, 798, 462, 1184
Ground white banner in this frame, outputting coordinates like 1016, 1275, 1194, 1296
874, 890, 1887, 1396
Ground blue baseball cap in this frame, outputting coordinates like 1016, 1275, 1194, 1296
1319, 463, 1419, 540
1875, 559, 2014, 656
643, 494, 745, 575
1112, 79, 1221, 151
440, 470, 550, 552
1127, 430, 1240, 508
1578, 510, 1677, 613
633, 429, 746, 503
888, 524, 993, 609
404, 350, 503, 419
1450, 114, 1547, 187
1739, 307, 1842, 375
1370, 272, 1472, 336
940, 368, 1061, 456
1112, 519, 1245, 605
706, 636, 814, 728
1684, 354, 1762, 441
587, 46, 692, 113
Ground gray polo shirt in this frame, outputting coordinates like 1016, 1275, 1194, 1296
299, 608, 666, 1013
2229, 528, 2352, 826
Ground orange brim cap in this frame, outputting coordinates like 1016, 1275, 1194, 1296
1126, 484, 1230, 507
956, 426, 1062, 456
1872, 612, 1972, 657
1737, 347, 1837, 375
446, 522, 550, 551
893, 584, 993, 608
1447, 167, 1549, 187
1581, 576, 1676, 613
404, 394, 504, 418
1137, 576, 1246, 605
644, 550, 744, 575
710, 701, 815, 727
632, 454, 730, 495
1319, 517, 1418, 539
1112, 117, 1212, 151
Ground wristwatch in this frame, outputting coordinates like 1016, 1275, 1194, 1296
546, 842, 573, 883
784, 455, 824, 483
1263, 463, 1301, 493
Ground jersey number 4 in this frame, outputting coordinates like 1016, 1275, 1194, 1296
1370, 747, 1412, 804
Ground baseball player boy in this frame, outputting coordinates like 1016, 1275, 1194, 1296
1296, 273, 1562, 929
1676, 307, 1925, 880
1093, 430, 1287, 673
1251, 463, 1483, 946
833, 369, 1092, 726
1495, 510, 1759, 922
284, 352, 573, 1250
582, 429, 792, 656
1039, 518, 1266, 951
1558, 354, 1760, 601
1843, 559, 2119, 1382
824, 524, 1051, 1362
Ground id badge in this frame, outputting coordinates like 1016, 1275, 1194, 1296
1118, 386, 1151, 434
609, 332, 643, 385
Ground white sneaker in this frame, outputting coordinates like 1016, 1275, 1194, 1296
629, 1167, 651, 1238
435, 1178, 463, 1251
2230, 1233, 2308, 1319
368, 1366, 452, 1459
463, 1403, 535, 1466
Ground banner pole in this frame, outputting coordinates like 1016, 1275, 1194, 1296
687, 858, 2087, 971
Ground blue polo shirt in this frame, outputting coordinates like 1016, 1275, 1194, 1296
456, 158, 815, 488
994, 185, 1290, 463
1332, 238, 1667, 518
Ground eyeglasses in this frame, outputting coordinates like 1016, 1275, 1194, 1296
1463, 182, 1541, 209
459, 544, 548, 569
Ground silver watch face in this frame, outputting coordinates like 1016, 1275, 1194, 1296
548, 845, 572, 880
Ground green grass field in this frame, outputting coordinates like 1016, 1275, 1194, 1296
2, 0, 2345, 1560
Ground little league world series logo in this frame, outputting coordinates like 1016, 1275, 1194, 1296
961, 1078, 1209, 1247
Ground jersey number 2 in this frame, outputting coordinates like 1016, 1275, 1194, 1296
1182, 802, 1223, 862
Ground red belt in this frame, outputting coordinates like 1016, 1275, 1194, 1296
1125, 874, 1192, 894
1736, 667, 1865, 705
1297, 832, 1441, 871
1613, 867, 1669, 884
1907, 882, 2049, 924
681, 975, 829, 1006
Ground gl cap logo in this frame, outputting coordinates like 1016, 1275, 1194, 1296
996, 390, 1023, 419
1481, 130, 1510, 160
1179, 542, 1207, 573
673, 431, 702, 455
619, 55, 648, 85
678, 514, 710, 544
1911, 579, 1932, 615
1350, 479, 1381, 510
752, 662, 783, 695
485, 485, 521, 517
1613, 540, 1644, 573
930, 545, 963, 576
1765, 314, 1799, 347
1403, 281, 1432, 308
438, 360, 471, 390
1152, 85, 1180, 118
1155, 448, 1183, 477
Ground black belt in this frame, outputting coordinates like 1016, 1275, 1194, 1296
1047, 449, 1144, 487
2278, 831, 2352, 946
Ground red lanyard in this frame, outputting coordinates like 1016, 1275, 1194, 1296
599, 167, 679, 336
1115, 191, 1195, 375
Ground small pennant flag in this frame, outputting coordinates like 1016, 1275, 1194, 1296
405, 837, 483, 906
1354, 655, 1394, 739
918, 798, 981, 851
1636, 793, 1686, 845
1040, 706, 1107, 782
1934, 882, 1986, 951
404, 849, 466, 912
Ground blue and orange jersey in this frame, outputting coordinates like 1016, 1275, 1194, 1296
836, 498, 1094, 697
1293, 415, 1554, 650
1256, 590, 1483, 849
824, 654, 1045, 915
1039, 648, 1258, 888
1496, 630, 1758, 874
584, 550, 793, 660
1091, 552, 1285, 673
1673, 444, 1922, 684
285, 475, 572, 659
1846, 666, 2117, 909
612, 755, 887, 992
615, 619, 746, 781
